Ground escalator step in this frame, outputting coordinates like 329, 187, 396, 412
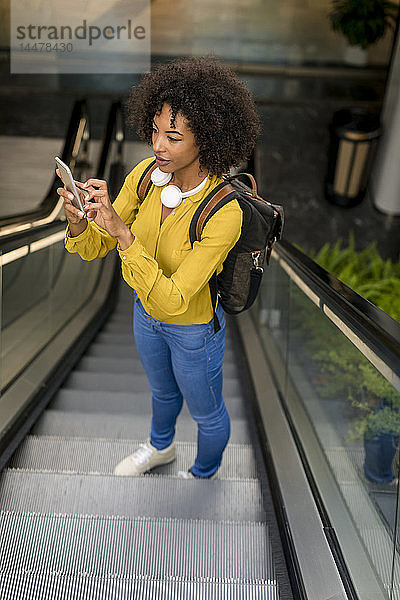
85, 341, 235, 362
94, 332, 146, 346
78, 356, 146, 374
64, 371, 241, 396
0, 471, 266, 521
101, 320, 235, 339
77, 355, 239, 378
0, 572, 278, 600
101, 322, 134, 335
63, 370, 152, 392
0, 512, 278, 599
85, 342, 140, 358
9, 436, 257, 479
50, 389, 247, 418
94, 331, 236, 348
31, 410, 252, 443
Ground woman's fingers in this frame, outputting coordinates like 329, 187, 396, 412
75, 180, 89, 191
84, 188, 111, 204
57, 187, 75, 201
83, 201, 102, 210
64, 203, 86, 221
56, 186, 85, 206
83, 178, 108, 189
57, 187, 86, 221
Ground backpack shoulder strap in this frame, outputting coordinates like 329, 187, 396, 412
188, 180, 237, 334
136, 158, 157, 202
189, 181, 237, 245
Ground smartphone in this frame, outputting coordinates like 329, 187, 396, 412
55, 156, 89, 213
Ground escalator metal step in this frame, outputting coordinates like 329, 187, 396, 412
0, 471, 266, 521
50, 389, 247, 418
85, 341, 235, 362
101, 322, 134, 335
77, 356, 146, 374
0, 512, 278, 599
85, 342, 140, 358
9, 436, 258, 479
94, 332, 147, 346
106, 310, 134, 319
101, 320, 235, 339
31, 410, 252, 443
64, 371, 150, 392
64, 371, 241, 396
94, 332, 237, 349
0, 573, 278, 600
77, 355, 239, 378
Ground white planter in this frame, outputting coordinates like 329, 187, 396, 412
344, 44, 367, 66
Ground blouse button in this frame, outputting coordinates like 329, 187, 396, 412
122, 255, 127, 260
172, 212, 175, 215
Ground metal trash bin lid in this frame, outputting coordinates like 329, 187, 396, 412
333, 107, 381, 141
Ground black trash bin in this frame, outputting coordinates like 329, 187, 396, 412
324, 107, 381, 208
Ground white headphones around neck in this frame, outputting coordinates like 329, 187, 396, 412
151, 167, 208, 208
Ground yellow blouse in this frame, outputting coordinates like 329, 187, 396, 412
65, 156, 242, 324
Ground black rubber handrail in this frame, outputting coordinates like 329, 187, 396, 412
0, 99, 89, 231
276, 238, 400, 377
0, 99, 125, 253
97, 100, 125, 179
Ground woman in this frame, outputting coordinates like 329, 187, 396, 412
59, 56, 261, 479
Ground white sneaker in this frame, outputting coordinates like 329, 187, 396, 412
114, 439, 176, 476
177, 470, 218, 480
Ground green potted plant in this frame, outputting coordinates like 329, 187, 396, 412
311, 345, 400, 482
352, 363, 400, 482
328, 0, 398, 65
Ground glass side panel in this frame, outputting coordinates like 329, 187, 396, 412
48, 240, 102, 341
253, 253, 400, 599
251, 255, 290, 394
1, 245, 51, 390
0, 249, 2, 398
0, 237, 103, 392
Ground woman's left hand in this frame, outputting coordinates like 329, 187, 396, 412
80, 178, 134, 248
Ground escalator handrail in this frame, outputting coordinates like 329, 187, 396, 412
275, 238, 400, 377
96, 100, 125, 179
0, 99, 125, 255
0, 221, 66, 255
0, 99, 89, 232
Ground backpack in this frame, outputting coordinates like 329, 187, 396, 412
137, 159, 284, 332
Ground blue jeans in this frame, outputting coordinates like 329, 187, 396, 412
133, 292, 230, 478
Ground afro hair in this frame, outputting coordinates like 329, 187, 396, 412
127, 55, 261, 177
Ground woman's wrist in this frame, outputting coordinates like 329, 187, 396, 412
117, 228, 135, 250
68, 219, 87, 237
